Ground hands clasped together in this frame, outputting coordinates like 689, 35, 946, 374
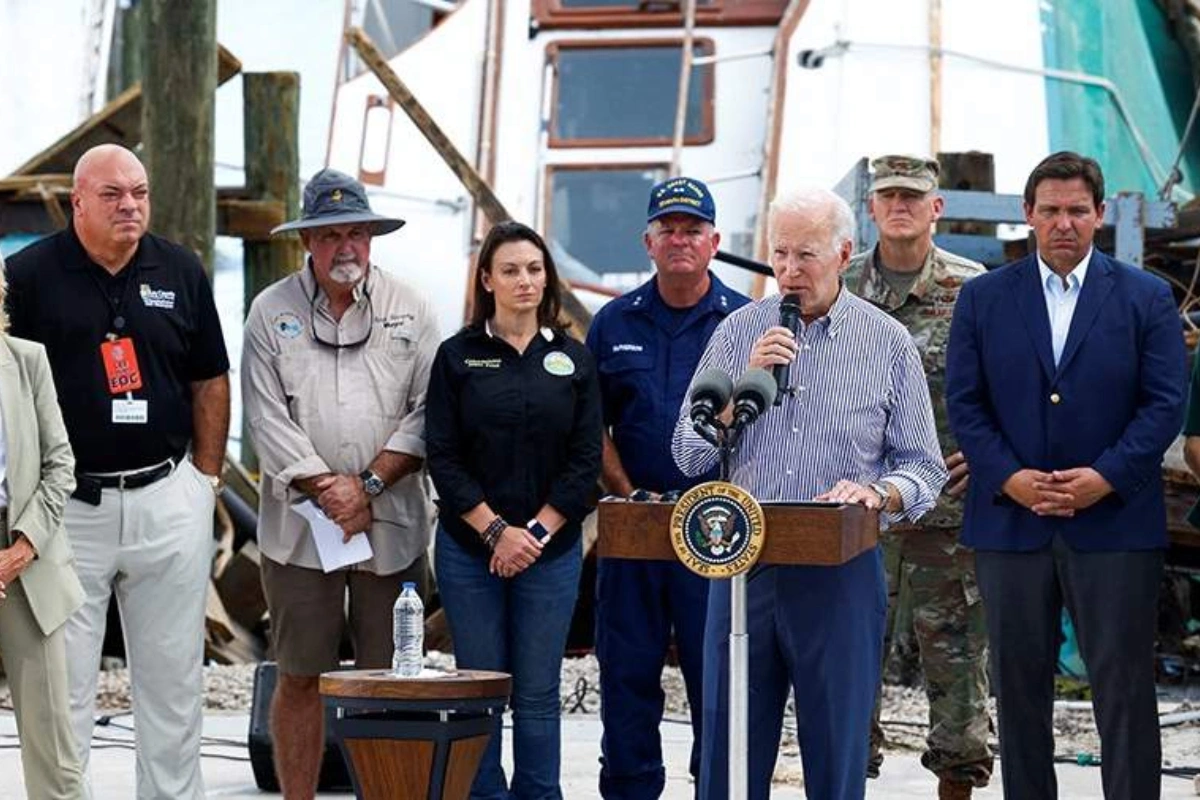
490, 526, 544, 579
315, 474, 373, 543
1002, 467, 1113, 516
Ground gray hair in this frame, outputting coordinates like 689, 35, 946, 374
767, 188, 856, 255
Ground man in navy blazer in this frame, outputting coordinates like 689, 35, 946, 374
945, 151, 1186, 800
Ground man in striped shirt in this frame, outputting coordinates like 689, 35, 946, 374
672, 188, 947, 800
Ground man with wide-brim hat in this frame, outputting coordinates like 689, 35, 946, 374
270, 167, 406, 237
244, 167, 439, 799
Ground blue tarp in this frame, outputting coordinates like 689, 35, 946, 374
1042, 0, 1198, 199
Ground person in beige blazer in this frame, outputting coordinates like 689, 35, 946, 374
0, 254, 85, 800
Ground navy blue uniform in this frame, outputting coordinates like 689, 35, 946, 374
586, 273, 748, 798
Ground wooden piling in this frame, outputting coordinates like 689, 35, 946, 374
140, 0, 218, 278
240, 71, 303, 471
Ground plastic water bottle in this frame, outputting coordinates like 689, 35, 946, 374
392, 582, 424, 677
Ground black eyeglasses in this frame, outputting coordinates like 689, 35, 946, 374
309, 272, 374, 350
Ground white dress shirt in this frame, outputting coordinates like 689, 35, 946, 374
1037, 248, 1092, 366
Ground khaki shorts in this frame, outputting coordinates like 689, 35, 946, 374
261, 554, 430, 676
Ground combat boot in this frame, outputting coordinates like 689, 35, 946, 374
937, 778, 972, 800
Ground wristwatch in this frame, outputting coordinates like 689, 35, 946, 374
869, 482, 892, 510
527, 518, 552, 543
359, 470, 386, 498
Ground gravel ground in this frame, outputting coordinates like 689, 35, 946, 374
6, 653, 1196, 784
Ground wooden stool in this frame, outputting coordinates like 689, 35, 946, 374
319, 669, 511, 800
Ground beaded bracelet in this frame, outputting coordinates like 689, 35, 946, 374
481, 515, 507, 550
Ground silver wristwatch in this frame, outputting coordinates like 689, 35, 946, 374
359, 470, 386, 497
869, 482, 891, 509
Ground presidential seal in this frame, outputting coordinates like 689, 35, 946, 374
669, 481, 766, 578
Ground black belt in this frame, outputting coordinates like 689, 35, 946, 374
78, 458, 177, 491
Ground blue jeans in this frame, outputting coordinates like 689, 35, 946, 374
436, 526, 582, 800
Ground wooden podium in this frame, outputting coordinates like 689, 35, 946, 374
597, 496, 880, 799
597, 498, 879, 566
319, 669, 511, 800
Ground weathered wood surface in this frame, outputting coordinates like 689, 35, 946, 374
320, 669, 511, 702
141, 0, 218, 276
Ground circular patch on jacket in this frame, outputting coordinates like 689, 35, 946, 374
273, 312, 304, 339
669, 481, 765, 578
543, 351, 576, 376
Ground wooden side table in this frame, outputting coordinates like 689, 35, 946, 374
319, 669, 511, 800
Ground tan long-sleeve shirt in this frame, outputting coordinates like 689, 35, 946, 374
242, 264, 438, 573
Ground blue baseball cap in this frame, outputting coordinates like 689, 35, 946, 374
647, 177, 716, 224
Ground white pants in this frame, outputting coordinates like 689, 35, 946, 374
63, 459, 215, 800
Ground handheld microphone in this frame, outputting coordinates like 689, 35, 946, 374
773, 293, 802, 405
730, 368, 777, 436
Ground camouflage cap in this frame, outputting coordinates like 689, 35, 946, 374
870, 154, 940, 193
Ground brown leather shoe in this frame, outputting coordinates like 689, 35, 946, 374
937, 778, 973, 800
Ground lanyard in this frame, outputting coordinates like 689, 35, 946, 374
84, 261, 140, 337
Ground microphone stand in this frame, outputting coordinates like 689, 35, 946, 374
691, 416, 749, 800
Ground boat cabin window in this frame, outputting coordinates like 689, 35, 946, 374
533, 0, 787, 29
545, 165, 667, 274
548, 41, 715, 147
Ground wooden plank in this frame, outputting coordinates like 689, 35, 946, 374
217, 199, 287, 240
320, 669, 511, 702
0, 191, 283, 240
9, 44, 241, 178
344, 27, 594, 333
214, 542, 268, 632
443, 735, 492, 800
0, 175, 72, 192
343, 739, 433, 800
596, 499, 878, 566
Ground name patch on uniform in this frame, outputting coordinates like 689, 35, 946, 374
380, 314, 415, 339
612, 343, 644, 353
273, 312, 304, 339
139, 284, 176, 310
465, 358, 502, 369
543, 351, 576, 376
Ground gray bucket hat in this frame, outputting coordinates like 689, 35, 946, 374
271, 168, 405, 236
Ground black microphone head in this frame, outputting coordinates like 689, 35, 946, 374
779, 293, 802, 327
691, 367, 733, 408
733, 367, 777, 410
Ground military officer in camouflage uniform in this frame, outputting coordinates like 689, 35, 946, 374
846, 155, 992, 800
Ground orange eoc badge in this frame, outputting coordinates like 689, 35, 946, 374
100, 337, 144, 394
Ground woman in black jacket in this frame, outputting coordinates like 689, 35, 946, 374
425, 221, 601, 800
